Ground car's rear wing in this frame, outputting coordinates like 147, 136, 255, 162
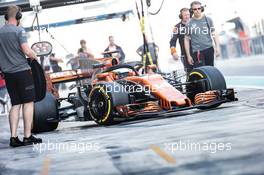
49, 69, 94, 84
49, 57, 119, 84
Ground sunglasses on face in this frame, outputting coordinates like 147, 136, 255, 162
192, 7, 201, 11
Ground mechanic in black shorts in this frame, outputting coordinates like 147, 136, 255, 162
0, 5, 42, 147
170, 8, 193, 73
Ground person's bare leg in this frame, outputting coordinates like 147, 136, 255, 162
22, 102, 34, 138
9, 104, 21, 137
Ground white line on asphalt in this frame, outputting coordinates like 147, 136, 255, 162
227, 85, 264, 90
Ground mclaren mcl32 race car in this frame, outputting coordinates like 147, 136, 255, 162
32, 59, 237, 133
30, 42, 237, 133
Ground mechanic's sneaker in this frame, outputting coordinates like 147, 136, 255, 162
10, 137, 24, 147
23, 135, 42, 145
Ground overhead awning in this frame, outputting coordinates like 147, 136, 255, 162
24, 10, 133, 32
0, 0, 101, 15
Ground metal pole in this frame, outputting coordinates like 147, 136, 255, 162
35, 6, 41, 42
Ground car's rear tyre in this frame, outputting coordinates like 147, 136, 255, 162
187, 66, 226, 109
88, 82, 129, 125
32, 92, 59, 133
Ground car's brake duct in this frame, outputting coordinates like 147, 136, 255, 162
194, 91, 218, 105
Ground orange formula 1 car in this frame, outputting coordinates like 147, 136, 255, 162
32, 58, 237, 133
87, 63, 237, 125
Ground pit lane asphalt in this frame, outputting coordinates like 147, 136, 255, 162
0, 87, 263, 175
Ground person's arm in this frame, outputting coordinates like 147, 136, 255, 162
212, 31, 221, 57
20, 43, 37, 60
77, 48, 81, 54
184, 22, 194, 65
208, 17, 220, 57
184, 35, 194, 65
118, 46, 125, 61
154, 43, 159, 51
170, 25, 179, 60
154, 43, 159, 57
18, 29, 37, 60
86, 48, 94, 59
136, 46, 143, 56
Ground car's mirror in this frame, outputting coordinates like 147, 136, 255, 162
31, 41, 52, 57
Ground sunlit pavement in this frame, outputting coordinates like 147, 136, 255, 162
216, 55, 264, 90
216, 55, 264, 76
0, 56, 264, 175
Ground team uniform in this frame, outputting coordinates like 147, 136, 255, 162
170, 22, 193, 72
185, 16, 215, 67
0, 24, 35, 105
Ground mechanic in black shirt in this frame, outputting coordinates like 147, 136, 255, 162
170, 8, 193, 73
